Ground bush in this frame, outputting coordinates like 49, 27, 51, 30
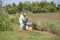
32, 22, 37, 30
32, 19, 41, 31
0, 10, 13, 31
32, 18, 60, 35
40, 19, 60, 35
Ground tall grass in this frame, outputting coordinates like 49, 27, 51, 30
0, 10, 13, 31
32, 18, 60, 35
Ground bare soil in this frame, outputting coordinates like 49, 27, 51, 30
28, 14, 60, 20
40, 14, 60, 20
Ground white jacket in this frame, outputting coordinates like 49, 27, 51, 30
19, 14, 25, 29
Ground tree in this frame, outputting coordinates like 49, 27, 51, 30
12, 3, 16, 6
57, 4, 60, 12
22, 2, 31, 12
3, 1, 60, 13
18, 2, 23, 11
31, 2, 40, 13
4, 3, 18, 14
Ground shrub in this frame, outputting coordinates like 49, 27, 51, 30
40, 19, 60, 35
32, 18, 60, 35
0, 10, 13, 31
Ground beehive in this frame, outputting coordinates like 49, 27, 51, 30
26, 21, 32, 31
28, 25, 32, 31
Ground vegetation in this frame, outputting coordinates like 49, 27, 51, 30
0, 1, 60, 40
0, 8, 13, 31
32, 18, 60, 35
3, 1, 60, 14
0, 31, 60, 40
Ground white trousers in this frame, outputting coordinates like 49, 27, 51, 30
20, 22, 24, 29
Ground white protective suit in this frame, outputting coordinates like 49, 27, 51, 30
19, 14, 25, 29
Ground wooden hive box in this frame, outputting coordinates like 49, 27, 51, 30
26, 20, 32, 31
28, 25, 32, 31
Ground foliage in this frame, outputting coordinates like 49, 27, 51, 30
3, 1, 60, 14
32, 18, 60, 35
41, 19, 60, 34
4, 3, 18, 14
0, 9, 13, 31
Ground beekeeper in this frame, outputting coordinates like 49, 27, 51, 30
19, 14, 26, 29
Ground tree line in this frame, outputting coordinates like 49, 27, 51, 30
3, 1, 60, 14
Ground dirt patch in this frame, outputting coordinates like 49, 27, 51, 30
28, 14, 60, 20
40, 14, 60, 20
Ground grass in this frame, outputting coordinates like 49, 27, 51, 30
0, 31, 59, 40
31, 17, 60, 35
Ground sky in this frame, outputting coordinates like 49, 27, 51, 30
2, 0, 60, 6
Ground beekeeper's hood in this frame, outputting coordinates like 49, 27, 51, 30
23, 14, 26, 17
23, 14, 26, 16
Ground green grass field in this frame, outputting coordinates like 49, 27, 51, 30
0, 31, 59, 40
